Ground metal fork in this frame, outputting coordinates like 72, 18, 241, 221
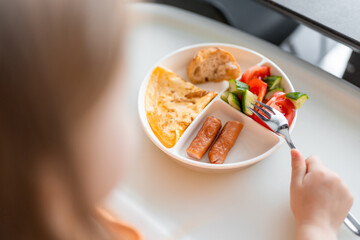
248, 101, 360, 237
249, 101, 296, 149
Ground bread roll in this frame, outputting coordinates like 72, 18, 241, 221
187, 47, 241, 84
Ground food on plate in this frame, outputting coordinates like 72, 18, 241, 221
143, 47, 307, 166
186, 116, 222, 160
228, 79, 249, 95
252, 92, 296, 128
227, 92, 241, 111
263, 75, 282, 91
264, 87, 284, 101
285, 92, 308, 109
221, 65, 308, 128
240, 65, 270, 84
187, 47, 241, 84
208, 120, 243, 164
145, 66, 217, 148
241, 89, 258, 116
248, 78, 267, 102
220, 91, 230, 103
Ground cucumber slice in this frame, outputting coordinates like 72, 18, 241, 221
263, 76, 282, 90
264, 88, 284, 101
227, 92, 241, 111
221, 91, 230, 103
241, 90, 258, 116
228, 79, 249, 95
286, 92, 308, 109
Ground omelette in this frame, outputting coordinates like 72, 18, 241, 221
145, 66, 217, 148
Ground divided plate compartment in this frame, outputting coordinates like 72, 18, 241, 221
138, 43, 296, 172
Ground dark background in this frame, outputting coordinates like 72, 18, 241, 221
152, 0, 360, 88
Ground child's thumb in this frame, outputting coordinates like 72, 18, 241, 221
291, 149, 306, 184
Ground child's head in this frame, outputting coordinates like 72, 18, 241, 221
0, 0, 128, 239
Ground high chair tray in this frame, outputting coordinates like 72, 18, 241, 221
105, 3, 360, 240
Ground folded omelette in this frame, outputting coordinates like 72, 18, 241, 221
145, 66, 217, 148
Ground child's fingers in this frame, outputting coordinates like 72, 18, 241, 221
291, 149, 306, 184
305, 156, 323, 173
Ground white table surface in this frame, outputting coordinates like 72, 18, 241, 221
105, 3, 360, 240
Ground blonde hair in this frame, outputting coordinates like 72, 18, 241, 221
0, 0, 124, 239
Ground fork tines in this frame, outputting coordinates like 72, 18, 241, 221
248, 106, 268, 121
255, 101, 275, 114
248, 101, 275, 121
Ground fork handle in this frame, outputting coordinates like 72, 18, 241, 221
286, 140, 296, 149
278, 128, 296, 149
344, 212, 360, 236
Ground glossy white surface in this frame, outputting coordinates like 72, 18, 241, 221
138, 43, 296, 171
105, 3, 360, 240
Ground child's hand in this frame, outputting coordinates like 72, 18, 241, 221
290, 149, 353, 240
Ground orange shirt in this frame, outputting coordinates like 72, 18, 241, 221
97, 209, 142, 240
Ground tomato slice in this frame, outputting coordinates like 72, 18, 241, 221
266, 95, 296, 126
271, 91, 286, 99
252, 92, 296, 129
248, 78, 267, 102
240, 65, 270, 84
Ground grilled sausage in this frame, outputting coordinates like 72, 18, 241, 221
208, 120, 243, 164
186, 116, 222, 160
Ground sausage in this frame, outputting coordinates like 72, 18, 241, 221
208, 120, 243, 164
186, 116, 222, 160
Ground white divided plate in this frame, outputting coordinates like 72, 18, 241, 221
138, 43, 296, 172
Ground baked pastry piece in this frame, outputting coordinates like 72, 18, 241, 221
187, 47, 241, 84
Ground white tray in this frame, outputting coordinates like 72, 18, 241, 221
105, 3, 360, 240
